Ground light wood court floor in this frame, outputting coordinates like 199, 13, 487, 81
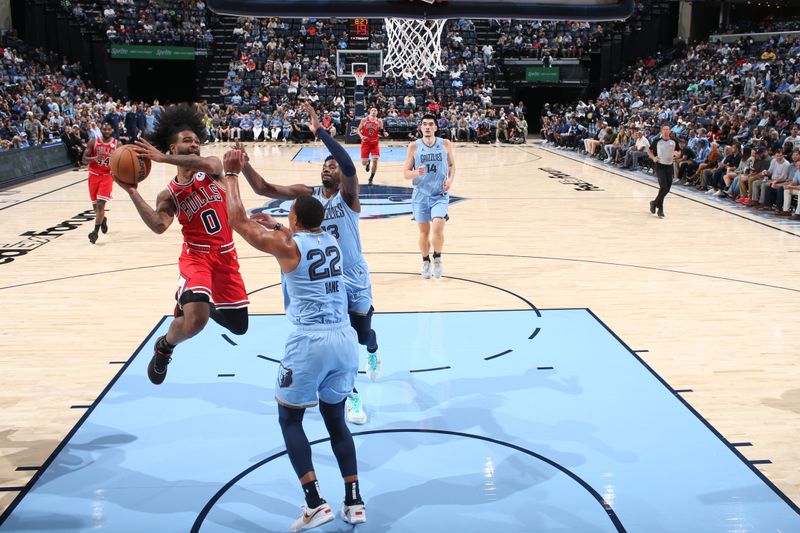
1, 140, 798, 514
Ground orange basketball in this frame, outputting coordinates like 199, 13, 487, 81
110, 144, 152, 185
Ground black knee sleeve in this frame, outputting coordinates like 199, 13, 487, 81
349, 307, 376, 348
179, 290, 210, 306
215, 307, 249, 335
320, 400, 357, 478
278, 403, 306, 428
278, 404, 313, 479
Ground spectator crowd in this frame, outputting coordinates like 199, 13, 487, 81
540, 27, 800, 219
60, 0, 213, 48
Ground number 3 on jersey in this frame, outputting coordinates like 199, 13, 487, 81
323, 224, 340, 240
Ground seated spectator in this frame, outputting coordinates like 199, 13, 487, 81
687, 141, 721, 185
738, 147, 772, 205
495, 115, 508, 143
622, 130, 651, 171
320, 113, 336, 137
60, 125, 86, 170
779, 158, 800, 219
750, 149, 792, 209
476, 120, 492, 144
289, 118, 308, 143
239, 112, 254, 142
707, 143, 742, 197
252, 111, 265, 142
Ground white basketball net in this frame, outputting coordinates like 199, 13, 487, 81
383, 18, 446, 79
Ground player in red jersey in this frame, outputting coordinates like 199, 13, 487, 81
83, 121, 117, 244
357, 107, 388, 185
114, 104, 250, 385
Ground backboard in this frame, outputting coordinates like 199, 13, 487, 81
336, 50, 384, 79
207, 0, 636, 21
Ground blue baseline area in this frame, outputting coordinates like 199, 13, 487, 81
2, 309, 799, 532
292, 146, 409, 163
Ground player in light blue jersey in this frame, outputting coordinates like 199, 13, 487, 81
223, 150, 367, 531
404, 113, 457, 279
238, 103, 379, 426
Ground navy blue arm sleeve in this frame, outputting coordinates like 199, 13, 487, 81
316, 128, 356, 178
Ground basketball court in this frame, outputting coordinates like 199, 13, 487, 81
1, 140, 799, 531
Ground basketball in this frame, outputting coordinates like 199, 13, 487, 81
110, 144, 152, 185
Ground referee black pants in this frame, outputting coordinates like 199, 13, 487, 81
654, 163, 673, 210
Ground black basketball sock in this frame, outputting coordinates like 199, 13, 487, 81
302, 480, 324, 508
422, 255, 430, 263
433, 251, 441, 259
344, 480, 362, 506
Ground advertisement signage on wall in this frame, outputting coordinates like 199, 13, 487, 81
525, 66, 560, 82
110, 45, 196, 60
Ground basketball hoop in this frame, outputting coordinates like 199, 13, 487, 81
354, 71, 367, 86
383, 18, 446, 79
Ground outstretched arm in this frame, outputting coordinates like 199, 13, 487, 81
236, 141, 313, 199
304, 103, 360, 210
223, 150, 300, 272
134, 138, 223, 178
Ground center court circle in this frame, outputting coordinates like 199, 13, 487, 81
193, 430, 622, 532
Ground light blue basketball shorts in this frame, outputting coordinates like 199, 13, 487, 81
412, 190, 450, 223
344, 261, 373, 315
275, 321, 359, 408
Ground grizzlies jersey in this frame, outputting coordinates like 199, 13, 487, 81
312, 187, 368, 272
282, 231, 348, 326
413, 138, 449, 197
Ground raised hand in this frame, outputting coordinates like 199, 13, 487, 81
250, 212, 277, 228
223, 149, 246, 175
133, 138, 166, 163
302, 102, 321, 135
234, 140, 250, 164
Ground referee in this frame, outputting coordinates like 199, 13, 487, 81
648, 125, 676, 218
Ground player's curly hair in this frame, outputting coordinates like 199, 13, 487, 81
147, 103, 207, 153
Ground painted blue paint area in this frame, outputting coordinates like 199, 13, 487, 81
250, 183, 464, 220
292, 146, 409, 163
2, 310, 798, 532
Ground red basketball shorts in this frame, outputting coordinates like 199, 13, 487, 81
360, 140, 380, 159
88, 172, 113, 202
177, 243, 249, 310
